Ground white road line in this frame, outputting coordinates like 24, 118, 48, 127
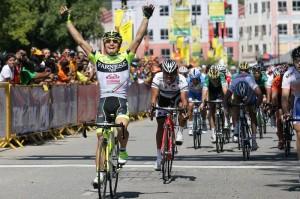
0, 164, 299, 169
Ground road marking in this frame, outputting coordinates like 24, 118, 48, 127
0, 164, 299, 169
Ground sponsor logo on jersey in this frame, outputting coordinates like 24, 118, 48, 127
106, 73, 120, 84
96, 59, 128, 72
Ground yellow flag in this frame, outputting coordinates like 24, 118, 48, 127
119, 21, 133, 53
114, 9, 124, 28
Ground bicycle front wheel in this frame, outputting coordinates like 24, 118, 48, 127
109, 137, 120, 197
98, 142, 108, 199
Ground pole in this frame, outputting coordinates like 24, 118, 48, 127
277, 25, 280, 63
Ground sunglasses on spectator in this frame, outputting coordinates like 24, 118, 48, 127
104, 38, 121, 44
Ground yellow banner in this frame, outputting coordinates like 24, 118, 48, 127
114, 9, 124, 28
209, 2, 225, 16
172, 9, 191, 35
191, 26, 201, 57
119, 21, 133, 53
209, 2, 225, 22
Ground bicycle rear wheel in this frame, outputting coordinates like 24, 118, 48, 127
98, 142, 108, 199
109, 137, 120, 197
284, 122, 292, 157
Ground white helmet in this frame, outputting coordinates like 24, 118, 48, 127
189, 68, 201, 79
217, 64, 226, 73
162, 59, 178, 73
178, 66, 189, 74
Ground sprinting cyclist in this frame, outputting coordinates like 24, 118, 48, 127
60, 4, 154, 187
224, 62, 262, 150
186, 68, 206, 135
151, 59, 188, 170
282, 46, 300, 181
271, 63, 288, 149
201, 65, 228, 142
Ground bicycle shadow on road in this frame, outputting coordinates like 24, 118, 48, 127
115, 191, 170, 198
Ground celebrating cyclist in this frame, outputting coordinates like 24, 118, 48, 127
282, 46, 300, 166
151, 59, 188, 170
201, 65, 228, 142
60, 4, 154, 186
224, 62, 262, 150
186, 68, 206, 135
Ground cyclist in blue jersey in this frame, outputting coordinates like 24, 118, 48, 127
60, 4, 154, 187
187, 68, 207, 135
224, 62, 263, 150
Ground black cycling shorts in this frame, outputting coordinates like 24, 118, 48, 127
96, 97, 129, 123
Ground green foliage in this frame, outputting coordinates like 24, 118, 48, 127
0, 0, 104, 52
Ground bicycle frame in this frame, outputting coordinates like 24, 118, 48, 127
161, 112, 175, 160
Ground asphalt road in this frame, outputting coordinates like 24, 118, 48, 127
0, 119, 300, 199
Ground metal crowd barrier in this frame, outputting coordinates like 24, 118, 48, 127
0, 82, 151, 148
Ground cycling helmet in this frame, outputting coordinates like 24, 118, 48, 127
217, 64, 227, 74
162, 59, 178, 74
178, 66, 189, 74
208, 65, 220, 79
103, 31, 122, 43
189, 68, 201, 79
273, 65, 282, 76
291, 46, 300, 61
239, 62, 249, 70
252, 64, 261, 71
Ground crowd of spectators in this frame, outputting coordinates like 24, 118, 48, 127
0, 47, 95, 85
0, 47, 164, 87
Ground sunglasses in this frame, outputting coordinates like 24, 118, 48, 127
104, 38, 121, 44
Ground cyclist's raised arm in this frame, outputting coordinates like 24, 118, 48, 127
129, 4, 155, 54
60, 6, 93, 56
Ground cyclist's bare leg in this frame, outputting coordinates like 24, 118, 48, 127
248, 106, 257, 136
188, 102, 194, 121
156, 117, 165, 149
96, 134, 105, 171
208, 103, 216, 129
294, 124, 300, 160
275, 109, 284, 148
116, 116, 129, 148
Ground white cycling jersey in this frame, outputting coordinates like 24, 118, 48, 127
282, 66, 300, 119
151, 72, 188, 98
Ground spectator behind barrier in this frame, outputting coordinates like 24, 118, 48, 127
0, 53, 16, 83
19, 48, 52, 85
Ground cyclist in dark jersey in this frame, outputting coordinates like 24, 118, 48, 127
60, 4, 154, 187
201, 65, 228, 142
251, 64, 269, 102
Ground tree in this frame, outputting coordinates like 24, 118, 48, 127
0, 0, 104, 52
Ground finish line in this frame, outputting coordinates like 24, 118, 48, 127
0, 164, 299, 169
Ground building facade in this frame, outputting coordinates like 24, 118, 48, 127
239, 0, 300, 63
112, 0, 239, 62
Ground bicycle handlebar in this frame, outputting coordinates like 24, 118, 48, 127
205, 99, 223, 104
82, 121, 125, 138
150, 106, 186, 121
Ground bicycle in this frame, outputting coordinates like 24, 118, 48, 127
282, 118, 300, 157
83, 118, 124, 199
190, 100, 202, 149
207, 99, 227, 153
231, 103, 252, 160
151, 106, 184, 184
256, 105, 267, 139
